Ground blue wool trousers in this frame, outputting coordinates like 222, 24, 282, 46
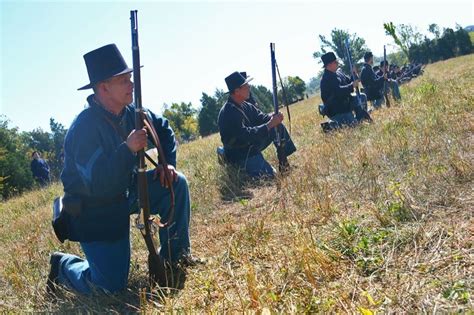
56, 171, 191, 294
390, 81, 401, 100
237, 124, 296, 178
372, 98, 384, 109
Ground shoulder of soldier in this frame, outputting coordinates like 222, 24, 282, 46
72, 106, 98, 127
217, 101, 235, 128
66, 106, 102, 141
321, 69, 333, 80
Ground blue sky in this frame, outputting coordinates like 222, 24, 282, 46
1, 0, 472, 132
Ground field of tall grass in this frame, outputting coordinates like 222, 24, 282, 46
0, 54, 472, 313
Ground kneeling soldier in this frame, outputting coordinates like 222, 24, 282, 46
217, 71, 296, 178
47, 44, 203, 296
319, 52, 371, 130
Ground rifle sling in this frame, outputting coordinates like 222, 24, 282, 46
275, 61, 291, 135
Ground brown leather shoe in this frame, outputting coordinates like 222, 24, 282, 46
178, 254, 206, 268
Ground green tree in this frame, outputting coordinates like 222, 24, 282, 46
437, 28, 457, 60
49, 118, 67, 179
428, 23, 441, 39
279, 76, 306, 103
409, 38, 433, 63
22, 127, 54, 154
288, 76, 306, 100
306, 74, 323, 95
181, 116, 199, 141
214, 88, 227, 106
454, 27, 473, 55
0, 117, 34, 199
313, 28, 368, 73
21, 119, 67, 180
277, 76, 306, 104
387, 50, 409, 67
384, 22, 423, 60
198, 92, 221, 136
250, 85, 273, 113
409, 25, 472, 64
163, 102, 198, 142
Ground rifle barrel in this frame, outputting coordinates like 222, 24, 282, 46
344, 38, 361, 100
383, 45, 391, 107
270, 43, 280, 143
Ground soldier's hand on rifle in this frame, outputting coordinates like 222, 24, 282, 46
266, 112, 284, 130
352, 79, 360, 89
126, 128, 148, 153
352, 66, 358, 77
153, 164, 178, 188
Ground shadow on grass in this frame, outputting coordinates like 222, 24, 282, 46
217, 163, 253, 202
43, 273, 186, 313
44, 286, 143, 313
217, 163, 277, 203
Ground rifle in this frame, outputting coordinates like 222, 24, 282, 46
397, 63, 423, 83
344, 38, 372, 122
270, 43, 289, 173
383, 45, 391, 108
131, 10, 176, 288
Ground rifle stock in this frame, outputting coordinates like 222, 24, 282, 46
130, 10, 167, 287
270, 43, 289, 173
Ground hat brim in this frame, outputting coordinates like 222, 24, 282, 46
322, 58, 340, 68
225, 76, 254, 94
77, 67, 134, 90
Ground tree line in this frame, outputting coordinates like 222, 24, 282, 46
384, 22, 472, 64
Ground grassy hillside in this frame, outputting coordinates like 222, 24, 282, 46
1, 54, 473, 313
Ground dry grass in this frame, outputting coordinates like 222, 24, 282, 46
1, 54, 473, 313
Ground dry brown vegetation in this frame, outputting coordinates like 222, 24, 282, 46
0, 54, 473, 313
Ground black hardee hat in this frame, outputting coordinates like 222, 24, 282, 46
78, 44, 133, 90
321, 52, 337, 67
364, 51, 373, 61
225, 71, 253, 93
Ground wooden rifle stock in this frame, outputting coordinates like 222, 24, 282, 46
270, 43, 289, 173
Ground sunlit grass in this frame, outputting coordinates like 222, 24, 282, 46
0, 54, 473, 312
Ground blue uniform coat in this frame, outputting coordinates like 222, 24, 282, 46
61, 95, 176, 242
217, 98, 271, 163
320, 69, 354, 117
360, 63, 384, 101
